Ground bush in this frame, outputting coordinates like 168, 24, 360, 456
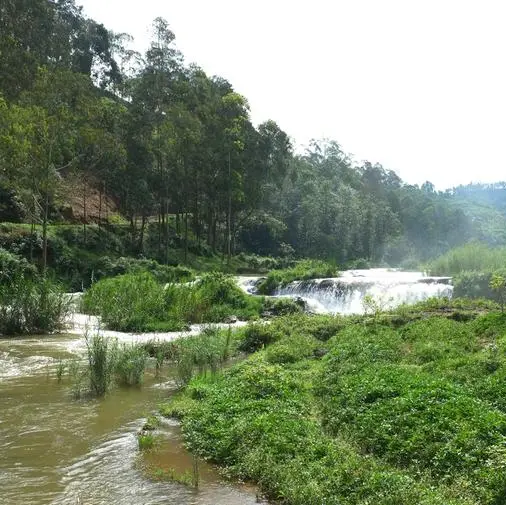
115, 344, 148, 386
0, 247, 36, 282
84, 271, 265, 332
82, 272, 167, 331
261, 297, 304, 316
0, 273, 70, 335
239, 323, 283, 353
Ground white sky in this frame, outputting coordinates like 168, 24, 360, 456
78, 0, 506, 189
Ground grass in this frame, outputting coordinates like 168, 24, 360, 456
62, 334, 149, 398
161, 304, 506, 505
256, 259, 338, 294
428, 242, 506, 276
428, 243, 506, 302
82, 271, 288, 332
86, 333, 119, 397
138, 432, 157, 450
145, 326, 242, 387
0, 272, 70, 336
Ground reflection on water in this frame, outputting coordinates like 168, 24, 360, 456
0, 336, 265, 505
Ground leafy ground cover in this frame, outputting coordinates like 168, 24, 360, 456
162, 301, 506, 505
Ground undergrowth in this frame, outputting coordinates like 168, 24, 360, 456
161, 304, 506, 504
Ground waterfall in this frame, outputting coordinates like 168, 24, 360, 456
271, 269, 452, 315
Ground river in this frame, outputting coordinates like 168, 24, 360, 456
0, 333, 264, 505
1, 269, 452, 504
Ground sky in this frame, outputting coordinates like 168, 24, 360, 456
78, 0, 506, 189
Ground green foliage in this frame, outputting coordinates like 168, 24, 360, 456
429, 243, 506, 276
490, 273, 506, 312
257, 260, 338, 295
82, 272, 167, 331
261, 296, 304, 316
0, 272, 69, 335
166, 311, 506, 504
115, 344, 148, 386
0, 247, 36, 282
86, 334, 119, 397
239, 323, 284, 353
142, 415, 161, 431
138, 432, 156, 451
145, 326, 241, 388
65, 336, 149, 397
83, 271, 265, 332
143, 465, 195, 486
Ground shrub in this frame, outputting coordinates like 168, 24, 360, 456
84, 271, 265, 332
0, 247, 36, 283
239, 323, 283, 353
0, 273, 70, 335
82, 272, 167, 331
262, 297, 304, 316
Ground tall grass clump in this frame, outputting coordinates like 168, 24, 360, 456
256, 259, 337, 295
86, 333, 119, 396
67, 335, 149, 397
0, 273, 70, 336
83, 271, 265, 332
115, 344, 148, 386
172, 326, 239, 387
428, 243, 506, 276
82, 272, 167, 331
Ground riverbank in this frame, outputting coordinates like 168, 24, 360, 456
163, 301, 506, 505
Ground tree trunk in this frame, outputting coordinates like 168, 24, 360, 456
42, 189, 49, 274
138, 215, 147, 253
98, 180, 102, 228
83, 177, 87, 245
227, 151, 232, 264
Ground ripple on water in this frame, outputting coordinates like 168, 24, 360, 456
54, 420, 264, 505
0, 351, 56, 380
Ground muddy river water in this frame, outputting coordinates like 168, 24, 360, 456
0, 333, 263, 505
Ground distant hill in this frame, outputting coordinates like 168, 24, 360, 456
447, 183, 506, 245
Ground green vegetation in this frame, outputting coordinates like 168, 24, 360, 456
138, 432, 157, 451
83, 271, 269, 332
163, 305, 506, 504
428, 243, 506, 276
63, 334, 149, 398
139, 458, 199, 487
0, 248, 69, 336
256, 259, 338, 294
147, 326, 242, 388
429, 243, 506, 303
142, 415, 161, 431
3, 1, 506, 282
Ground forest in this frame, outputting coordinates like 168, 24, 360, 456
5, 3, 506, 505
2, 0, 505, 273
